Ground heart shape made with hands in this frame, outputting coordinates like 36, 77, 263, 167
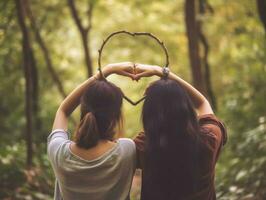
97, 30, 170, 106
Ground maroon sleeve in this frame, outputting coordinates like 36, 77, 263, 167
133, 132, 146, 169
198, 114, 227, 162
198, 114, 227, 146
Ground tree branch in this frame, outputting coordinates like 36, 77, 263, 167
67, 0, 84, 33
67, 0, 93, 77
24, 0, 67, 98
24, 0, 77, 125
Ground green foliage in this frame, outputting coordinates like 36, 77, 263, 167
0, 0, 266, 199
216, 123, 266, 199
0, 143, 54, 199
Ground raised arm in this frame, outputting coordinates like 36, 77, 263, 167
167, 71, 213, 115
135, 63, 213, 116
52, 62, 135, 131
52, 76, 97, 131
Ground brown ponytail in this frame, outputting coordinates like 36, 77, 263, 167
75, 112, 100, 149
74, 80, 123, 149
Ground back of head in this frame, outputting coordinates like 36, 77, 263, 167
75, 80, 123, 149
142, 79, 201, 199
143, 79, 198, 138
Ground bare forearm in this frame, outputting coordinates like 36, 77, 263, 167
168, 72, 213, 115
59, 65, 118, 115
52, 74, 98, 130
168, 72, 205, 107
52, 62, 134, 131
153, 66, 213, 115
59, 75, 99, 116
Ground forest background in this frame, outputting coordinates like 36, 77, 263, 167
1, 0, 266, 199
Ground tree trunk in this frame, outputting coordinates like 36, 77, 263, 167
15, 0, 36, 168
198, 0, 216, 109
24, 0, 67, 98
29, 41, 40, 130
185, 0, 206, 95
67, 0, 93, 77
257, 0, 266, 33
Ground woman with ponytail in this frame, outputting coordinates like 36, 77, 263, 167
48, 62, 137, 200
133, 64, 227, 200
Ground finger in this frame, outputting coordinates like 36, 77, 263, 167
109, 62, 134, 70
125, 66, 134, 73
137, 71, 152, 77
117, 71, 136, 79
133, 63, 137, 75
135, 64, 148, 73
134, 66, 144, 74
124, 61, 134, 68
134, 71, 152, 81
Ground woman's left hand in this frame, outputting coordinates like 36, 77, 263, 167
102, 62, 135, 79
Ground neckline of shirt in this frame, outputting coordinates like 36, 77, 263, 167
67, 140, 120, 164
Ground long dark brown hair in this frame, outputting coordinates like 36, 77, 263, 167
141, 79, 202, 199
74, 80, 123, 149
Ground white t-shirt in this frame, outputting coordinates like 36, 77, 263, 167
47, 129, 137, 200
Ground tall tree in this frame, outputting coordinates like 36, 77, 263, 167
198, 0, 216, 109
257, 0, 266, 33
15, 0, 37, 167
67, 0, 94, 77
185, 0, 217, 108
24, 0, 67, 98
184, 0, 207, 95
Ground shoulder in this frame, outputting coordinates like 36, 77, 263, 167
118, 138, 136, 148
116, 138, 137, 171
198, 114, 227, 146
117, 138, 136, 156
47, 129, 69, 144
47, 129, 70, 163
198, 114, 227, 162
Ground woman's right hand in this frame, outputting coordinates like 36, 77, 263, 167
134, 63, 162, 81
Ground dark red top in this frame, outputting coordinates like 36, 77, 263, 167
133, 114, 227, 200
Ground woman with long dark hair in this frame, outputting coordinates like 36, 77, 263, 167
48, 62, 138, 200
133, 64, 227, 200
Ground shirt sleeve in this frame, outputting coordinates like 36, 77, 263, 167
118, 138, 137, 157
118, 138, 137, 171
198, 114, 227, 162
47, 129, 69, 164
133, 132, 146, 169
198, 114, 227, 146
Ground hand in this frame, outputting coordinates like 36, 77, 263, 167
134, 63, 162, 81
102, 62, 135, 79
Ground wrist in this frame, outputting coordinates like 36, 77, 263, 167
162, 67, 170, 79
93, 71, 101, 80
102, 65, 113, 77
154, 66, 163, 77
